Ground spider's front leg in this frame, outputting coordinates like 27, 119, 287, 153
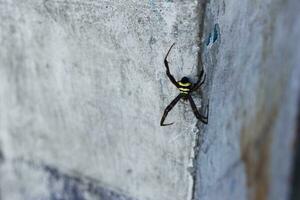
191, 68, 206, 91
164, 43, 180, 88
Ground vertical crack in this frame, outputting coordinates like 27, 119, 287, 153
190, 1, 208, 200
196, 0, 208, 76
190, 128, 203, 200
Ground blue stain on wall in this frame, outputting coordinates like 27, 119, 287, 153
206, 23, 220, 47
213, 24, 219, 43
206, 32, 212, 46
14, 159, 137, 200
42, 164, 137, 200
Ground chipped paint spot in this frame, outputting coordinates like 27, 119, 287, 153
213, 24, 219, 43
206, 23, 220, 47
206, 33, 212, 46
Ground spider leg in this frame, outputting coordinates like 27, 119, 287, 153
188, 95, 208, 124
160, 94, 183, 126
191, 68, 206, 91
164, 43, 180, 88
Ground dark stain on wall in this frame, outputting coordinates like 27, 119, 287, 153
240, 104, 278, 200
45, 164, 137, 200
239, 62, 288, 200
290, 96, 300, 200
239, 2, 292, 198
239, 63, 284, 200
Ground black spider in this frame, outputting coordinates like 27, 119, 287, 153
160, 43, 209, 126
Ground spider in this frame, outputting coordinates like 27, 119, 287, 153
160, 43, 209, 126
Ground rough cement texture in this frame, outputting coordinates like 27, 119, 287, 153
194, 0, 300, 200
1, 0, 300, 200
0, 1, 203, 200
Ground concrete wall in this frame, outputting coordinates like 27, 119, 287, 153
194, 0, 300, 199
0, 1, 203, 200
0, 0, 299, 200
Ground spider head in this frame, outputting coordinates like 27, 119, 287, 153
181, 77, 190, 83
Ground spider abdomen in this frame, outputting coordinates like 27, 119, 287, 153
178, 81, 192, 94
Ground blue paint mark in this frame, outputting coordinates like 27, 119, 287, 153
206, 33, 212, 46
213, 24, 219, 43
206, 23, 220, 47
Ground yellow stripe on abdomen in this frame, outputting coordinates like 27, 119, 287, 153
179, 87, 190, 92
178, 81, 191, 94
179, 87, 190, 94
178, 82, 192, 87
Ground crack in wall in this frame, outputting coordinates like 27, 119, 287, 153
189, 1, 208, 200
190, 128, 204, 200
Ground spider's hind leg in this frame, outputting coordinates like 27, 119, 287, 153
160, 94, 183, 126
188, 95, 209, 124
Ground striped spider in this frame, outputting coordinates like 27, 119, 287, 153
160, 43, 209, 126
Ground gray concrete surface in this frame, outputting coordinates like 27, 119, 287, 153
194, 0, 300, 199
0, 0, 300, 200
0, 1, 203, 200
